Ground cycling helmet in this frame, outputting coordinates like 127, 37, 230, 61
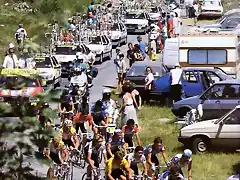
102, 88, 111, 94
64, 119, 73, 127
114, 129, 122, 134
183, 149, 192, 158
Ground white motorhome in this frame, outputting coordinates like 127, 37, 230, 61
179, 32, 240, 78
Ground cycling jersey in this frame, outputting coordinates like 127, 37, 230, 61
125, 153, 146, 165
106, 157, 129, 172
108, 136, 125, 155
144, 144, 165, 157
86, 141, 106, 164
168, 154, 192, 171
227, 174, 240, 180
122, 125, 138, 137
60, 127, 76, 140
49, 140, 66, 154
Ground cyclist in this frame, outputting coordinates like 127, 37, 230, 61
166, 149, 192, 180
144, 137, 168, 176
58, 89, 74, 121
36, 102, 52, 128
125, 146, 148, 176
106, 151, 132, 180
86, 135, 107, 180
59, 120, 80, 150
45, 132, 69, 178
122, 119, 141, 147
107, 129, 127, 159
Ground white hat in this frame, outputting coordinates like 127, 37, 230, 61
102, 88, 111, 94
175, 63, 180, 67
8, 43, 15, 49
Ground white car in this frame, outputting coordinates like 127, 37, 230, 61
148, 6, 161, 22
199, 0, 223, 18
110, 22, 128, 48
34, 55, 61, 88
87, 35, 112, 64
124, 11, 150, 34
53, 43, 76, 63
178, 105, 240, 153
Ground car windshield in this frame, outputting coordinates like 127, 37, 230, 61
55, 47, 75, 55
149, 7, 158, 13
111, 23, 119, 31
125, 13, 144, 19
0, 76, 38, 90
220, 18, 240, 29
89, 36, 102, 44
214, 108, 240, 124
127, 65, 161, 76
35, 57, 52, 68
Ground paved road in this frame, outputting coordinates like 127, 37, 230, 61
29, 34, 151, 179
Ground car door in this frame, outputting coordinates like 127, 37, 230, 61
101, 35, 108, 56
217, 84, 240, 117
198, 84, 225, 120
103, 35, 112, 52
215, 108, 240, 149
120, 23, 127, 38
181, 71, 203, 97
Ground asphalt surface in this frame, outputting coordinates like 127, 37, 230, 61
29, 34, 151, 179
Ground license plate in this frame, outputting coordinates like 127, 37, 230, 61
138, 26, 142, 30
42, 80, 47, 85
31, 102, 37, 106
11, 90, 21, 96
107, 124, 116, 133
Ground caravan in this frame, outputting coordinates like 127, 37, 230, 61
163, 31, 240, 78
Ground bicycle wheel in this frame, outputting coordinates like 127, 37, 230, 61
81, 173, 88, 180
64, 162, 73, 180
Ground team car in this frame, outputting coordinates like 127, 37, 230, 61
34, 54, 61, 88
87, 35, 112, 64
110, 22, 128, 48
0, 69, 44, 116
147, 6, 162, 23
124, 11, 150, 34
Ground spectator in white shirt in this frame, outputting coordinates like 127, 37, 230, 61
3, 43, 19, 68
144, 66, 154, 105
173, 12, 182, 37
86, 47, 96, 65
169, 63, 183, 103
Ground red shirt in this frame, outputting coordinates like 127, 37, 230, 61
74, 113, 93, 124
122, 125, 138, 136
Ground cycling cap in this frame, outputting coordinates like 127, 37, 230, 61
183, 149, 192, 158
114, 129, 122, 134
64, 119, 73, 127
102, 88, 111, 94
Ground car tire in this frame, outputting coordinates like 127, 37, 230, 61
192, 137, 209, 153
99, 53, 103, 64
178, 107, 191, 118
124, 37, 127, 45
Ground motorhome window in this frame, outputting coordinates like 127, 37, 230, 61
89, 36, 102, 44
188, 50, 227, 64
182, 71, 197, 83
55, 47, 75, 55
224, 108, 240, 125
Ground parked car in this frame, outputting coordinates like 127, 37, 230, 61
110, 22, 128, 48
172, 80, 240, 119
178, 105, 240, 153
199, 0, 223, 18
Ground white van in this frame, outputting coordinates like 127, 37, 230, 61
162, 38, 179, 71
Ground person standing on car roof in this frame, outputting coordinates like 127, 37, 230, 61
169, 63, 183, 103
137, 36, 146, 60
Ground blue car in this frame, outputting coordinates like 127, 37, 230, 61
172, 79, 240, 120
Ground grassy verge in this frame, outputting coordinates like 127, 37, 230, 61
137, 105, 239, 179
112, 92, 239, 179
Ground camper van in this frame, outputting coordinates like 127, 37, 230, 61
163, 31, 240, 78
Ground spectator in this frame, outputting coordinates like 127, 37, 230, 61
137, 36, 146, 59
133, 44, 143, 61
144, 67, 154, 105
120, 83, 138, 128
3, 43, 19, 68
127, 43, 135, 67
173, 12, 182, 37
169, 63, 183, 103
114, 52, 126, 92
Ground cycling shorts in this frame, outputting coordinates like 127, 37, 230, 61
61, 103, 73, 112
107, 169, 125, 180
50, 152, 61, 164
63, 139, 75, 148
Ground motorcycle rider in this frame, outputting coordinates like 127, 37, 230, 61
70, 67, 88, 86
15, 24, 27, 44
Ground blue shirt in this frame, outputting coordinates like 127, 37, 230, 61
139, 42, 146, 57
88, 5, 93, 12
144, 144, 165, 157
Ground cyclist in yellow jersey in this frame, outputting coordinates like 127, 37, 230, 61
106, 151, 132, 180
59, 119, 79, 150
45, 132, 69, 178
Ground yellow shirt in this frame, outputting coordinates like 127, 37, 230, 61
106, 157, 129, 173
60, 127, 76, 140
